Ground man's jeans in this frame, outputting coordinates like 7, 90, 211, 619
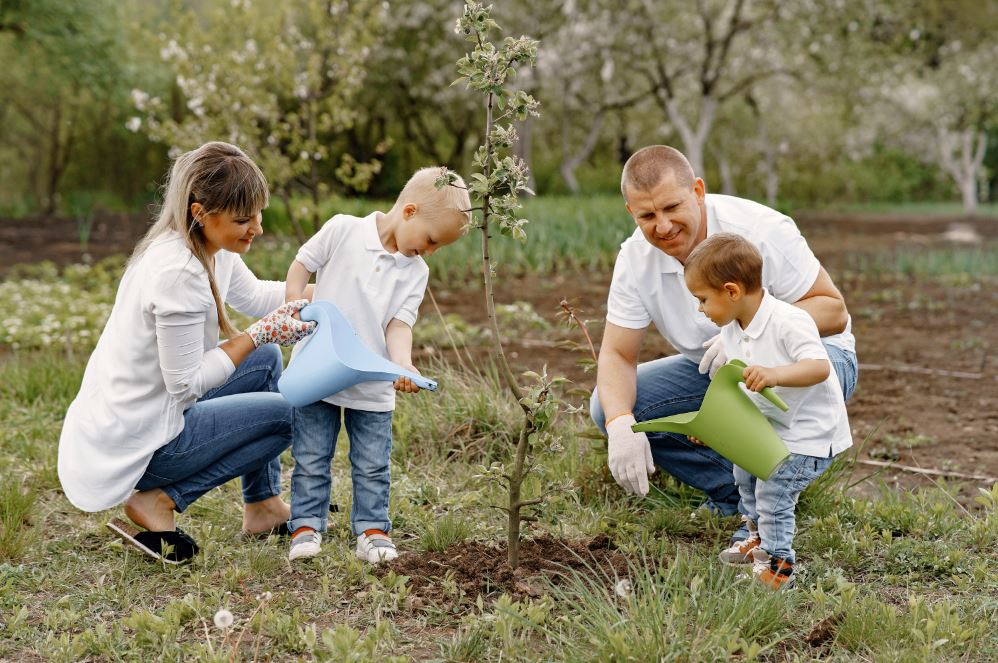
734, 453, 833, 563
289, 402, 393, 536
590, 343, 857, 516
136, 344, 292, 513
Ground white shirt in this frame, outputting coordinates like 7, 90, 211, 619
291, 212, 428, 411
606, 194, 855, 361
721, 290, 852, 457
57, 231, 285, 512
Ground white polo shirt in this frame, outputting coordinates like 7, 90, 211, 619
721, 290, 852, 457
606, 194, 855, 362
291, 212, 428, 411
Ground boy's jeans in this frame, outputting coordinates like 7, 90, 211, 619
734, 453, 834, 564
289, 401, 393, 536
590, 343, 857, 517
136, 344, 291, 512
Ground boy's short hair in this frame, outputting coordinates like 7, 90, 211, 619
684, 233, 763, 293
621, 145, 695, 200
395, 167, 472, 227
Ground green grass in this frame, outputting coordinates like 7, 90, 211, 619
1, 343, 997, 660
795, 201, 998, 217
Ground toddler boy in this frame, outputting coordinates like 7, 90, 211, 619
683, 233, 852, 590
284, 167, 470, 563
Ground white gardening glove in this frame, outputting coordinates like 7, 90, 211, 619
698, 333, 727, 377
606, 414, 655, 496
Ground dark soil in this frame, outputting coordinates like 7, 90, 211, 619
377, 535, 631, 606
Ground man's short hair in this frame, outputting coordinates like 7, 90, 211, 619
620, 145, 695, 200
684, 233, 763, 293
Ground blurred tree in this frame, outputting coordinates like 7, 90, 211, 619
825, 0, 998, 213
131, 0, 385, 241
0, 0, 128, 213
353, 0, 479, 194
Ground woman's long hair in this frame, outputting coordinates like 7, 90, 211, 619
131, 141, 269, 338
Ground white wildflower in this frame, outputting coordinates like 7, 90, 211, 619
213, 609, 234, 629
614, 579, 632, 598
125, 117, 142, 133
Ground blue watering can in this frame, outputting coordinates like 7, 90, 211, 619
278, 300, 437, 407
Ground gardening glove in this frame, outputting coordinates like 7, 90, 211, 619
244, 299, 316, 347
606, 414, 655, 496
698, 333, 727, 378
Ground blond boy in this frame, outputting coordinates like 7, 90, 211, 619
284, 168, 470, 563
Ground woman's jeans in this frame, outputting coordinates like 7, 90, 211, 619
590, 343, 858, 516
288, 401, 393, 536
734, 453, 834, 563
135, 345, 292, 513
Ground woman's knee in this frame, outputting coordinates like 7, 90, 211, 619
589, 388, 606, 432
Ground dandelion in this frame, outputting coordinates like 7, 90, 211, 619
213, 609, 234, 629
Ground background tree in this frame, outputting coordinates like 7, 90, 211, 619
130, 0, 385, 241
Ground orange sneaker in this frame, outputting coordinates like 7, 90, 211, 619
755, 554, 794, 591
718, 535, 761, 565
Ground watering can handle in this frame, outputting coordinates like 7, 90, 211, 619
726, 359, 789, 412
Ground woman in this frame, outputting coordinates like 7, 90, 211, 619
58, 142, 314, 563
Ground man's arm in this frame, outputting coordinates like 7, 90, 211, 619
596, 322, 648, 422
794, 266, 848, 336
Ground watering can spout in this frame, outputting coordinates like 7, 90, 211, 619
278, 300, 437, 408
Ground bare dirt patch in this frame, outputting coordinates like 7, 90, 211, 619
378, 535, 630, 607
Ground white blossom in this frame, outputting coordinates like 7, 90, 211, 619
125, 117, 142, 132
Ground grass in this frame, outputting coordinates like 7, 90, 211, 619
1, 342, 997, 660
795, 201, 998, 218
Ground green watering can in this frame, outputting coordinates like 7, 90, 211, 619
631, 359, 791, 480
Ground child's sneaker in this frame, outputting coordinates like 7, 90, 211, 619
356, 529, 398, 564
752, 548, 794, 591
288, 528, 322, 561
718, 534, 761, 565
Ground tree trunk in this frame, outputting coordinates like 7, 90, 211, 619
665, 95, 717, 178
938, 128, 987, 216
560, 109, 605, 194
714, 148, 736, 195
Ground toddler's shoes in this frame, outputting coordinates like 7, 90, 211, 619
288, 528, 322, 561
356, 529, 398, 564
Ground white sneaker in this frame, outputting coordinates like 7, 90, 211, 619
288, 529, 322, 561
355, 530, 398, 564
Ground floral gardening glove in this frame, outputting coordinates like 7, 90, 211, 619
244, 299, 316, 347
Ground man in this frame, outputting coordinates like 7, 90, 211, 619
591, 145, 857, 514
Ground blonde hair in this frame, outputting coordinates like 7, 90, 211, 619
684, 232, 763, 293
621, 145, 696, 200
130, 141, 269, 338
391, 167, 472, 227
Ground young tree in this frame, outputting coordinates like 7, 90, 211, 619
130, 0, 385, 241
446, 2, 568, 569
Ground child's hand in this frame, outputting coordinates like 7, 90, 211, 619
742, 365, 779, 392
687, 435, 706, 446
393, 365, 421, 394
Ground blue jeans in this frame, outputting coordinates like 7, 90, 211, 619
289, 402, 393, 536
590, 343, 857, 516
734, 453, 833, 563
135, 345, 292, 513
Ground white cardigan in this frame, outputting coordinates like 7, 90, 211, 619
57, 232, 284, 511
